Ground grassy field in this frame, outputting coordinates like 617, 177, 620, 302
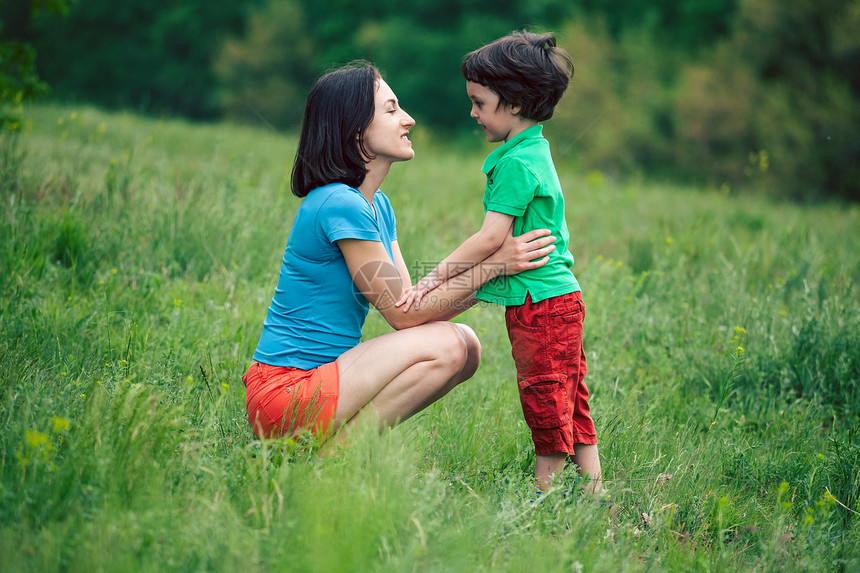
1, 104, 859, 572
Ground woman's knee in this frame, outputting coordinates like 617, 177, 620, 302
418, 322, 480, 382
454, 322, 480, 349
450, 323, 481, 380
430, 323, 466, 366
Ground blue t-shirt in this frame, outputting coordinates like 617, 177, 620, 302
253, 183, 397, 369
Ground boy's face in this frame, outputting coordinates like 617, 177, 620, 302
466, 81, 526, 143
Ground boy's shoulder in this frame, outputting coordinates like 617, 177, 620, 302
497, 136, 553, 175
506, 136, 549, 159
483, 126, 554, 179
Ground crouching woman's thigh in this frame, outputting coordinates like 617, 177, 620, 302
333, 321, 482, 426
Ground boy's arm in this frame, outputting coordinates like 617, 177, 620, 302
396, 210, 514, 310
432, 210, 515, 284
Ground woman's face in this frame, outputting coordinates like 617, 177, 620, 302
362, 79, 416, 164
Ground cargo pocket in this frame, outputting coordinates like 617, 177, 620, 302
517, 373, 569, 429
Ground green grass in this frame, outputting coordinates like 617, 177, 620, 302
1, 103, 859, 572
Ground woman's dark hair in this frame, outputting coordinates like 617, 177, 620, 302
461, 31, 573, 122
290, 62, 380, 197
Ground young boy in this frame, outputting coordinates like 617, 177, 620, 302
397, 31, 603, 494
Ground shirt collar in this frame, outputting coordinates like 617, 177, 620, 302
481, 124, 543, 175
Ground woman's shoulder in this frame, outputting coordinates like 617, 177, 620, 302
305, 182, 358, 202
373, 188, 393, 206
301, 183, 367, 213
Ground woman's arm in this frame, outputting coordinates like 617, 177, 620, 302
338, 228, 555, 330
390, 240, 412, 290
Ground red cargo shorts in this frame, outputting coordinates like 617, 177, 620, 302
505, 291, 597, 456
241, 360, 339, 440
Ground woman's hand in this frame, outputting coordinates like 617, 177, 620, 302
395, 284, 424, 312
395, 279, 435, 312
488, 228, 556, 276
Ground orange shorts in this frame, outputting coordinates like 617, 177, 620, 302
241, 360, 339, 439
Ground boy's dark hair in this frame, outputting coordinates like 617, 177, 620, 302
461, 31, 573, 122
291, 62, 380, 197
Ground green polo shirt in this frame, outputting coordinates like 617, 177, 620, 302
475, 124, 579, 306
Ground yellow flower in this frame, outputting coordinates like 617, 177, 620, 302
25, 429, 50, 449
50, 416, 71, 433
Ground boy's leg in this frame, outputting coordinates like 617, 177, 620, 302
535, 452, 567, 491
507, 292, 602, 495
536, 446, 602, 494
571, 443, 603, 494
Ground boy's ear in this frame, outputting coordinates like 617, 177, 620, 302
507, 102, 522, 116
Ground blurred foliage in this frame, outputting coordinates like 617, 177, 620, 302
553, 0, 860, 201
0, 0, 263, 118
213, 0, 315, 130
0, 0, 67, 124
2, 0, 859, 200
215, 0, 578, 131
577, 0, 736, 52
672, 0, 860, 200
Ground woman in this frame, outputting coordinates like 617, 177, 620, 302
242, 62, 556, 441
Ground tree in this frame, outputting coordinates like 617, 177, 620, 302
216, 0, 578, 131
0, 0, 67, 125
673, 0, 860, 200
17, 0, 261, 119
214, 0, 316, 129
